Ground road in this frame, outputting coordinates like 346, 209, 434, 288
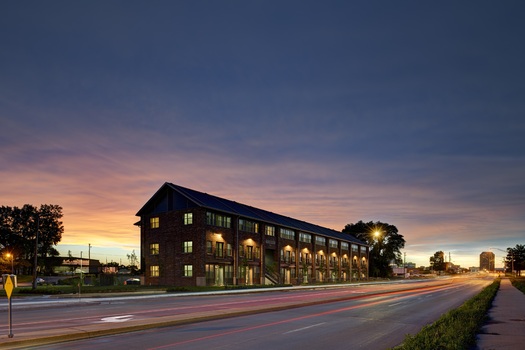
0, 275, 493, 349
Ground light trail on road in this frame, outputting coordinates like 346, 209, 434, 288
146, 281, 471, 349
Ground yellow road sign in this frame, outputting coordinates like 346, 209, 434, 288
5, 275, 14, 299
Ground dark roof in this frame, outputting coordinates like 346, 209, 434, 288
140, 182, 367, 246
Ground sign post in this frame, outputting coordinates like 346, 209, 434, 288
4, 274, 14, 338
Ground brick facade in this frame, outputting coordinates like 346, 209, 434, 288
137, 183, 369, 287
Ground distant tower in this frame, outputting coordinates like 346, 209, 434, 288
480, 252, 495, 271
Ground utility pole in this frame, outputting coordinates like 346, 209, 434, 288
404, 252, 406, 277
32, 215, 39, 290
88, 243, 91, 274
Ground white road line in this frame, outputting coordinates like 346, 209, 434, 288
388, 301, 406, 307
99, 315, 134, 323
283, 322, 326, 334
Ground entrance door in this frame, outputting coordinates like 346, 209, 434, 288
215, 265, 224, 286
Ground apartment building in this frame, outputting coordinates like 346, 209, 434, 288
136, 183, 369, 286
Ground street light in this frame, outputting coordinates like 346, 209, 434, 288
5, 253, 14, 274
490, 247, 514, 276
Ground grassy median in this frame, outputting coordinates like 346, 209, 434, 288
394, 278, 500, 350
510, 276, 525, 294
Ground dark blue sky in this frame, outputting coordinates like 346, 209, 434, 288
1, 1, 524, 267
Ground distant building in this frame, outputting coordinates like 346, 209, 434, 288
136, 182, 369, 287
53, 257, 100, 275
480, 251, 495, 271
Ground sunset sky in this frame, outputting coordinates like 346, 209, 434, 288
2, 1, 524, 269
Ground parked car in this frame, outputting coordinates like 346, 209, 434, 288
36, 277, 45, 285
124, 278, 140, 285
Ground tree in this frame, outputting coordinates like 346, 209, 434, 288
126, 250, 139, 274
506, 244, 525, 276
430, 251, 445, 272
342, 220, 405, 278
0, 204, 64, 276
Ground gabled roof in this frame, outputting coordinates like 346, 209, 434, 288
137, 182, 366, 246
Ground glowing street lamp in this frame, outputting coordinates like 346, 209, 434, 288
5, 252, 14, 274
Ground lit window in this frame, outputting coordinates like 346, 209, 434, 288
184, 213, 193, 225
150, 243, 159, 255
184, 265, 193, 277
183, 241, 193, 253
206, 241, 212, 254
265, 226, 275, 236
226, 243, 232, 256
150, 265, 159, 277
247, 246, 253, 260
150, 217, 159, 229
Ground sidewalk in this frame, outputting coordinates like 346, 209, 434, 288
477, 278, 525, 349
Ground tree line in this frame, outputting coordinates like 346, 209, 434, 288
430, 246, 524, 276
0, 204, 64, 275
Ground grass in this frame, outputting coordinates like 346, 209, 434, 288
394, 279, 500, 350
510, 276, 525, 294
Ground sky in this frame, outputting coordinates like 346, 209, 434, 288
1, 1, 524, 269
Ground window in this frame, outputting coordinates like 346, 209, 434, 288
239, 219, 259, 233
226, 243, 233, 257
183, 241, 193, 253
360, 246, 367, 254
206, 212, 231, 228
150, 217, 159, 229
315, 236, 326, 245
206, 241, 213, 254
184, 213, 193, 225
299, 233, 311, 243
247, 246, 253, 260
149, 243, 159, 255
265, 226, 275, 236
341, 242, 349, 250
280, 228, 295, 240
216, 242, 224, 258
329, 239, 338, 248
239, 244, 244, 257
255, 247, 260, 259
184, 265, 193, 277
150, 265, 159, 277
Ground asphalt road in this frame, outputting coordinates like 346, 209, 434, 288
0, 275, 493, 350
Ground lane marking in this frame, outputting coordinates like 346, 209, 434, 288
283, 322, 326, 334
388, 301, 406, 307
100, 315, 134, 323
